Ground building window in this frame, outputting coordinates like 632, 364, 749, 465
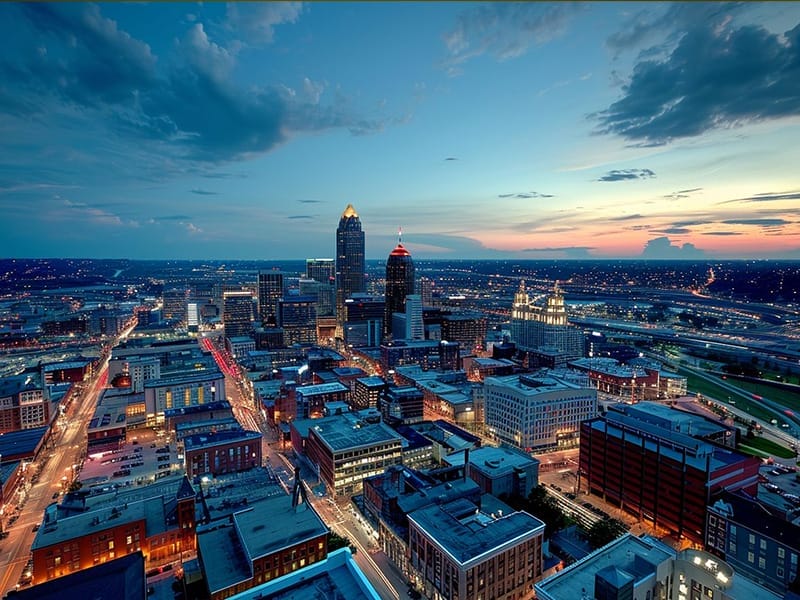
748, 552, 754, 563
759, 558, 766, 569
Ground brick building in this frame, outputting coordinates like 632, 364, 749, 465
183, 429, 262, 478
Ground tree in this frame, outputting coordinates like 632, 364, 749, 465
327, 531, 352, 552
522, 486, 568, 537
586, 518, 628, 549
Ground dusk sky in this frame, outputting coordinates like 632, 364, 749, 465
2, 2, 800, 261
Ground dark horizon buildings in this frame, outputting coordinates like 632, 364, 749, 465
385, 237, 415, 339
335, 204, 366, 335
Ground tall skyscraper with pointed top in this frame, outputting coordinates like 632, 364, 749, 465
385, 230, 415, 339
335, 204, 365, 333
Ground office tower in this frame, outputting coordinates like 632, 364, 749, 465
223, 291, 254, 338
306, 258, 335, 283
162, 288, 188, 323
186, 300, 200, 332
416, 276, 434, 306
343, 294, 384, 347
385, 237, 415, 338
335, 204, 365, 332
305, 258, 336, 317
257, 271, 284, 326
279, 295, 317, 346
404, 294, 424, 340
441, 311, 487, 351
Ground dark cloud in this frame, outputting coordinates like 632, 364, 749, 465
498, 191, 555, 199
3, 4, 394, 165
520, 247, 595, 258
597, 169, 655, 182
12, 3, 157, 109
672, 219, 710, 227
610, 214, 643, 221
443, 2, 584, 73
652, 227, 691, 235
190, 189, 218, 196
641, 236, 706, 259
606, 3, 746, 55
702, 231, 742, 236
288, 215, 313, 220
721, 218, 791, 226
596, 21, 800, 144
297, 200, 322, 204
722, 190, 800, 204
444, 157, 459, 161
664, 187, 702, 200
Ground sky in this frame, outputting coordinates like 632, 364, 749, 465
1, 2, 800, 261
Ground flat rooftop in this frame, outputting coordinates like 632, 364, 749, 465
0, 426, 48, 458
535, 534, 674, 600
33, 495, 166, 551
485, 373, 584, 395
295, 381, 349, 396
229, 548, 381, 600
199, 496, 327, 594
408, 500, 544, 567
164, 400, 232, 418
447, 446, 540, 476
310, 418, 402, 453
184, 429, 262, 451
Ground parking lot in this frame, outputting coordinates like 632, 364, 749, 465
80, 427, 181, 490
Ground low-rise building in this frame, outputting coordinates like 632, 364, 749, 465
0, 373, 50, 433
408, 497, 545, 600
445, 446, 540, 500
535, 533, 781, 600
295, 381, 350, 419
31, 476, 196, 583
485, 373, 597, 450
706, 489, 800, 596
296, 413, 403, 498
183, 429, 262, 478
196, 493, 328, 600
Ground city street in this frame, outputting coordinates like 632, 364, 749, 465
0, 353, 109, 595
205, 338, 404, 600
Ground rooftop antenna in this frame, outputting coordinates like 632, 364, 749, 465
399, 226, 403, 244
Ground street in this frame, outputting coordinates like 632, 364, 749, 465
204, 336, 404, 600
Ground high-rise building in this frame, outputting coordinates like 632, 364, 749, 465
306, 258, 335, 283
404, 294, 424, 340
508, 280, 584, 361
257, 271, 284, 326
223, 291, 254, 338
385, 238, 415, 338
335, 204, 365, 333
344, 294, 384, 347
278, 295, 317, 346
305, 258, 336, 317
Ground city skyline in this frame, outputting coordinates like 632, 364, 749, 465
1, 2, 800, 260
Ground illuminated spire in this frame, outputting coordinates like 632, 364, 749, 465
399, 226, 403, 244
341, 203, 358, 218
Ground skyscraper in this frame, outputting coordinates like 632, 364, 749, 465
223, 291, 254, 338
257, 271, 284, 326
305, 258, 335, 317
385, 236, 415, 338
335, 204, 365, 332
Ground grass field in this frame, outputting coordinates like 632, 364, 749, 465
738, 435, 796, 459
723, 378, 800, 414
678, 368, 776, 422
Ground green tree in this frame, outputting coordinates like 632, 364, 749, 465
586, 518, 628, 549
327, 531, 352, 552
